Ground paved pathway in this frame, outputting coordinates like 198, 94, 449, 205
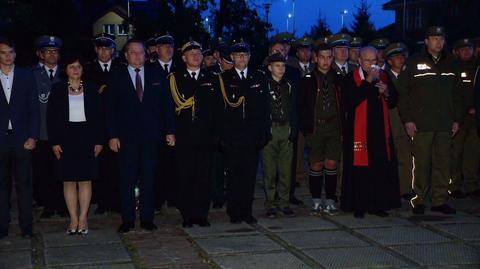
1, 184, 479, 268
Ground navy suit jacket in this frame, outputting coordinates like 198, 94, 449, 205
0, 67, 39, 145
106, 65, 175, 143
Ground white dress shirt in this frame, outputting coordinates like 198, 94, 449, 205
68, 93, 86, 122
335, 62, 348, 73
159, 59, 173, 72
44, 65, 58, 78
235, 67, 248, 79
0, 66, 14, 129
187, 68, 200, 80
98, 59, 112, 72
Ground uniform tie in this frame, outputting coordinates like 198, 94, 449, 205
191, 71, 196, 80
48, 69, 54, 81
240, 71, 246, 80
135, 68, 143, 102
164, 64, 169, 72
103, 64, 109, 72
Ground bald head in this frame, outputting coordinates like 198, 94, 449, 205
359, 46, 378, 72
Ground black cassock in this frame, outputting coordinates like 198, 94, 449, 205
341, 70, 401, 213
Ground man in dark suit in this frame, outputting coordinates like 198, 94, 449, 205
32, 35, 67, 218
106, 39, 175, 233
84, 33, 123, 214
0, 38, 39, 239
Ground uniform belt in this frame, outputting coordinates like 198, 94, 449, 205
272, 121, 289, 127
6, 129, 14, 135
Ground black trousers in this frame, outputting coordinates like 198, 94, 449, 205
32, 140, 65, 213
93, 147, 121, 212
156, 145, 177, 208
225, 146, 259, 219
0, 134, 33, 234
118, 141, 159, 223
176, 145, 213, 220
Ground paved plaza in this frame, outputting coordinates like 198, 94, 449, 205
1, 184, 479, 269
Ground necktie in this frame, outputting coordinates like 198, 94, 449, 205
341, 66, 347, 75
48, 69, 54, 81
304, 65, 309, 73
103, 64, 108, 72
191, 72, 196, 80
164, 64, 169, 72
240, 71, 246, 80
135, 68, 143, 102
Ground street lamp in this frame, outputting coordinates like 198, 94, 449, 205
341, 9, 348, 29
205, 17, 210, 33
287, 13, 292, 32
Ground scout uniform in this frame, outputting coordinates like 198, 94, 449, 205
450, 38, 480, 196
219, 40, 270, 224
397, 26, 463, 214
262, 53, 297, 217
385, 42, 414, 199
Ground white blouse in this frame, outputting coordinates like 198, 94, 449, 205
68, 93, 86, 122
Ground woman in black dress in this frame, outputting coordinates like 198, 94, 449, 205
47, 55, 103, 235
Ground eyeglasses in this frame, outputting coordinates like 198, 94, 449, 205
42, 49, 59, 54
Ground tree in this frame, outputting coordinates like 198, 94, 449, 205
350, 0, 376, 42
309, 12, 332, 39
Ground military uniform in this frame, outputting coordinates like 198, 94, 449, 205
369, 38, 390, 70
298, 64, 343, 212
450, 38, 480, 195
329, 33, 357, 77
31, 35, 67, 217
219, 50, 270, 222
397, 27, 463, 212
169, 42, 222, 226
348, 37, 363, 66
83, 33, 123, 213
385, 43, 414, 198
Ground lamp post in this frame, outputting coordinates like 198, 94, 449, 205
341, 9, 348, 29
205, 17, 210, 33
287, 13, 292, 32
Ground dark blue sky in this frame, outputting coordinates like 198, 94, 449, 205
260, 0, 395, 36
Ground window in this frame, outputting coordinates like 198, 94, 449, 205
103, 24, 115, 35
414, 8, 423, 29
118, 24, 129, 36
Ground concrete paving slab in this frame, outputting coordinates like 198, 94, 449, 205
213, 252, 311, 269
326, 214, 413, 229
182, 222, 258, 238
0, 249, 32, 269
393, 243, 480, 266
195, 235, 283, 255
43, 229, 121, 248
44, 243, 131, 266
257, 216, 337, 232
356, 226, 452, 245
433, 223, 480, 241
0, 237, 31, 252
276, 230, 369, 249
304, 246, 409, 269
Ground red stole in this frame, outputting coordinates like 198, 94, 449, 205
352, 67, 391, 166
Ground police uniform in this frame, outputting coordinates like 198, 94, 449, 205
397, 27, 463, 214
329, 33, 357, 77
262, 54, 298, 215
450, 38, 480, 196
219, 41, 270, 223
170, 41, 222, 227
83, 33, 123, 213
385, 42, 414, 199
298, 44, 343, 213
31, 35, 67, 217
148, 34, 176, 75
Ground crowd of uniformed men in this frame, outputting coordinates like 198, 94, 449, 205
1, 25, 480, 238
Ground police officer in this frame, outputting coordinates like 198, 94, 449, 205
298, 43, 343, 216
349, 37, 363, 66
32, 35, 67, 218
385, 42, 414, 200
168, 41, 221, 227
397, 26, 463, 214
154, 34, 176, 75
369, 38, 390, 70
84, 33, 123, 214
219, 40, 270, 224
293, 37, 314, 77
450, 38, 480, 198
329, 33, 356, 76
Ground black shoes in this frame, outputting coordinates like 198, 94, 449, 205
412, 204, 425, 215
289, 197, 304, 206
266, 208, 277, 218
449, 190, 466, 199
140, 221, 158, 231
197, 219, 211, 227
243, 215, 257, 224
354, 211, 365, 218
431, 204, 456, 214
117, 222, 134, 233
280, 207, 296, 217
369, 210, 389, 217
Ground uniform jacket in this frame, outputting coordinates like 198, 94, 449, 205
397, 48, 464, 132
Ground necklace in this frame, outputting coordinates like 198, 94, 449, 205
68, 80, 83, 93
